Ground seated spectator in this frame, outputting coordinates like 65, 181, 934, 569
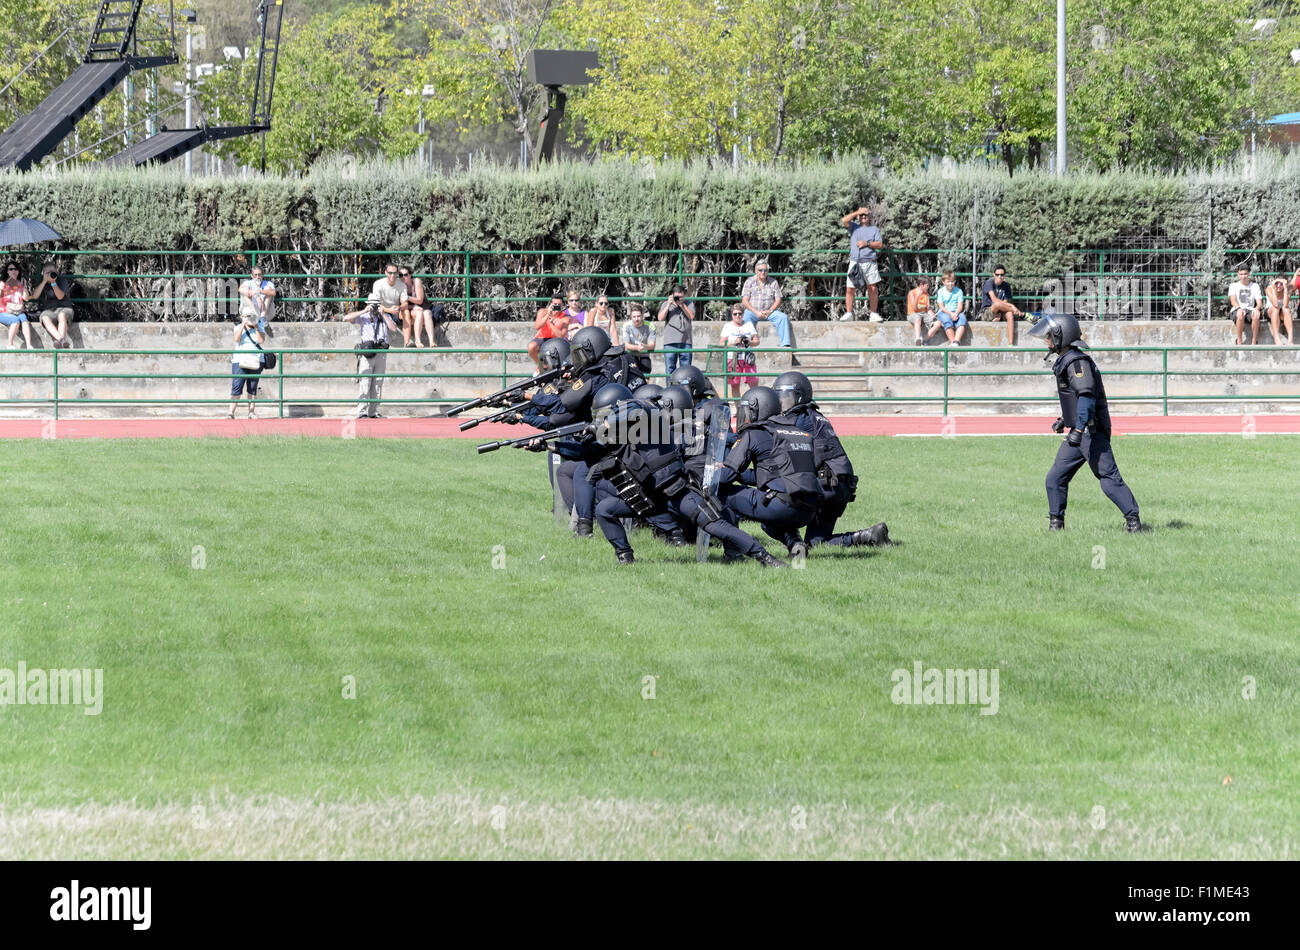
925, 270, 966, 345
229, 314, 265, 419
979, 265, 1023, 346
588, 294, 619, 345
0, 260, 33, 349
30, 260, 74, 348
1227, 265, 1262, 346
1265, 275, 1294, 346
622, 303, 656, 374
720, 304, 760, 398
399, 268, 430, 347
528, 294, 570, 367
563, 289, 586, 341
741, 260, 792, 348
239, 265, 277, 334
905, 277, 932, 346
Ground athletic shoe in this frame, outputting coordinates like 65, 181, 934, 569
838, 312, 855, 322
868, 312, 883, 323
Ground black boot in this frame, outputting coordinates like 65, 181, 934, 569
616, 548, 635, 565
665, 528, 689, 547
750, 550, 789, 568
850, 522, 891, 546
574, 518, 593, 538
1049, 514, 1065, 531
1125, 514, 1145, 533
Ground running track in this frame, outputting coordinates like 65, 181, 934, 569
2, 415, 1298, 440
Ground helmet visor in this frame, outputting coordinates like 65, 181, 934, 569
1028, 315, 1055, 339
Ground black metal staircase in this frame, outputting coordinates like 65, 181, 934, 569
85, 0, 148, 62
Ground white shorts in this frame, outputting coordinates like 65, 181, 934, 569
846, 261, 880, 287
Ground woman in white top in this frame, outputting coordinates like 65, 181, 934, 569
587, 294, 619, 346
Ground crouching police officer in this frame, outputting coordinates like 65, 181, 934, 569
1028, 312, 1143, 532
586, 385, 787, 566
718, 386, 823, 556
772, 370, 889, 549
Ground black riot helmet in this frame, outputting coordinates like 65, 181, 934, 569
632, 383, 664, 404
590, 381, 633, 422
1028, 311, 1086, 354
772, 371, 813, 412
657, 385, 694, 415
569, 326, 611, 372
667, 364, 712, 403
736, 385, 780, 429
538, 338, 571, 371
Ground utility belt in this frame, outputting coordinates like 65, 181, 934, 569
818, 465, 858, 502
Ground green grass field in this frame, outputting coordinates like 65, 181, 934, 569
0, 433, 1296, 859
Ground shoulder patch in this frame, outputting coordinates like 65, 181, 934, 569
1074, 367, 1084, 377
572, 379, 584, 390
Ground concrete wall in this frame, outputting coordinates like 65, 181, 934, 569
1, 319, 1296, 418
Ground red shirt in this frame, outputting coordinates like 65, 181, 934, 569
1, 282, 25, 314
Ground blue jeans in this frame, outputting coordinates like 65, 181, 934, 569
662, 344, 692, 381
743, 309, 791, 347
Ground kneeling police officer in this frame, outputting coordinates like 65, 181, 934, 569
1028, 312, 1143, 532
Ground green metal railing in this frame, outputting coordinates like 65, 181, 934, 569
1, 344, 1297, 420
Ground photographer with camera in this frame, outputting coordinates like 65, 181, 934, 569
656, 284, 695, 381
335, 292, 401, 419
228, 312, 266, 419
720, 303, 760, 399
30, 260, 75, 348
528, 294, 570, 368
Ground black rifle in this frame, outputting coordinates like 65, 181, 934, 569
457, 401, 530, 432
477, 421, 590, 455
445, 367, 562, 417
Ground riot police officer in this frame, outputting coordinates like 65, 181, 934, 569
772, 370, 889, 550
717, 386, 823, 553
1028, 313, 1143, 532
586, 386, 787, 566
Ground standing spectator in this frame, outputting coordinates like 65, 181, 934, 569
334, 294, 400, 419
622, 303, 656, 375
905, 277, 932, 346
30, 260, 74, 348
657, 284, 695, 380
925, 270, 967, 345
1227, 265, 1262, 346
238, 264, 277, 333
0, 260, 33, 349
587, 294, 619, 345
979, 265, 1024, 346
740, 260, 792, 348
228, 314, 264, 419
399, 267, 430, 347
720, 304, 760, 398
527, 294, 570, 367
1265, 275, 1294, 345
563, 289, 587, 341
839, 206, 883, 321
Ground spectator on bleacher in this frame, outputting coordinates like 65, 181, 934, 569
528, 294, 570, 367
657, 284, 695, 380
238, 265, 277, 334
840, 206, 883, 322
563, 289, 587, 341
905, 277, 932, 346
399, 267, 430, 347
925, 270, 966, 345
334, 293, 400, 419
370, 262, 408, 332
30, 261, 74, 348
979, 265, 1024, 346
720, 304, 760, 398
1227, 265, 1262, 346
741, 260, 792, 348
0, 260, 33, 349
588, 294, 619, 345
228, 314, 265, 419
1265, 275, 1294, 346
622, 303, 655, 375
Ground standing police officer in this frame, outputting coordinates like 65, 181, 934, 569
772, 371, 889, 549
1028, 313, 1143, 532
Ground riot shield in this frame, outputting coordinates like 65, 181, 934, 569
696, 402, 732, 562
548, 449, 568, 528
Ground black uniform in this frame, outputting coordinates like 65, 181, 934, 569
719, 413, 822, 545
791, 403, 862, 547
1046, 347, 1139, 520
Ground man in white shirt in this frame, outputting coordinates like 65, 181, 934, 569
1227, 265, 1262, 346
370, 262, 408, 331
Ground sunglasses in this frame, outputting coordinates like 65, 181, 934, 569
385, 270, 397, 275
399, 272, 411, 277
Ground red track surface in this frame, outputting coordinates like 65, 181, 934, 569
2, 415, 1298, 440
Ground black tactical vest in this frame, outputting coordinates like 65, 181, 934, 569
753, 415, 822, 510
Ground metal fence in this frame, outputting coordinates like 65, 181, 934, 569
10, 246, 1300, 323
2, 344, 1297, 419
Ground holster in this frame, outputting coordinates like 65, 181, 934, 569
818, 463, 838, 490
610, 469, 655, 516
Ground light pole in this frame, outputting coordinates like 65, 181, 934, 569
1251, 19, 1278, 177
1056, 0, 1066, 175
421, 84, 435, 170
180, 9, 197, 176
